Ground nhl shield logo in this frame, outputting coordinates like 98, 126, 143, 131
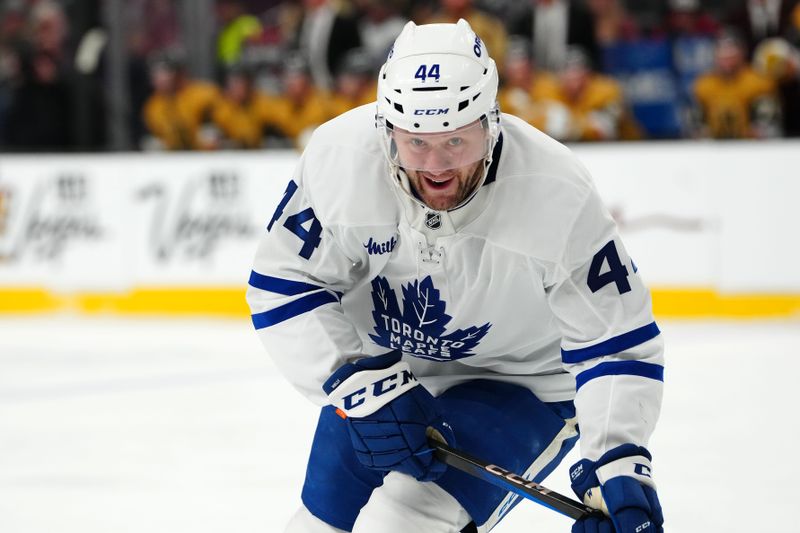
425, 211, 441, 229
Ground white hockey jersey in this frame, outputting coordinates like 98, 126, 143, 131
247, 104, 664, 461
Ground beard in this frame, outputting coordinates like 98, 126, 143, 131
408, 161, 485, 211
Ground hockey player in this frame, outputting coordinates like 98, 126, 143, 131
247, 19, 664, 533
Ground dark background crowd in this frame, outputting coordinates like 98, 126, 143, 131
1, 0, 799, 153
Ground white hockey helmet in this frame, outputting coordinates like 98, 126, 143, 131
376, 19, 500, 174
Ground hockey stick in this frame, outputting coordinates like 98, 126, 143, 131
428, 439, 600, 520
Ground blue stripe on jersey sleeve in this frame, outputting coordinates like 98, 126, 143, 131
251, 291, 339, 330
575, 360, 664, 390
561, 322, 660, 364
249, 271, 325, 296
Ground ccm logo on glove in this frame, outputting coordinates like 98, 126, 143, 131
634, 463, 652, 477
339, 368, 417, 411
325, 354, 420, 418
322, 351, 455, 481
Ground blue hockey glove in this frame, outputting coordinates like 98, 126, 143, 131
570, 444, 664, 533
322, 351, 455, 482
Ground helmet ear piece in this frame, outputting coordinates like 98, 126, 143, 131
479, 104, 501, 129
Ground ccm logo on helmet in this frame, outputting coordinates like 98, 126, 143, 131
414, 108, 449, 115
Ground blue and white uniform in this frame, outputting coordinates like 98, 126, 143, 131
247, 104, 664, 532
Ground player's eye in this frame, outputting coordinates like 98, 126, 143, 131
410, 138, 428, 148
447, 137, 463, 147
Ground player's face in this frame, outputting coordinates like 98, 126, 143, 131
393, 121, 488, 210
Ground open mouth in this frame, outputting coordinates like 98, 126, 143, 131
423, 174, 455, 190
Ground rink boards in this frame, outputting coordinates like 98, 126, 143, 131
1, 141, 799, 318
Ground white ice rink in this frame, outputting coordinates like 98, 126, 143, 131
1, 316, 798, 533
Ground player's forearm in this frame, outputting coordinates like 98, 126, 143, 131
247, 282, 363, 405
569, 334, 665, 461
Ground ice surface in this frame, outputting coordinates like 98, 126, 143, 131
1, 317, 798, 532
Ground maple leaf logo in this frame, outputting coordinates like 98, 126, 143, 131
369, 276, 491, 361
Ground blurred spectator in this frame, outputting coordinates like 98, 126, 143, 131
663, 0, 721, 38
6, 2, 800, 151
142, 55, 222, 150
4, 49, 73, 150
4, 1, 74, 151
534, 46, 635, 141
328, 48, 377, 118
269, 55, 330, 148
506, 0, 598, 72
216, 0, 263, 67
353, 0, 407, 68
794, 2, 800, 42
497, 39, 573, 139
619, 0, 665, 35
666, 0, 719, 83
0, 2, 27, 58
585, 0, 640, 47
726, 0, 800, 56
211, 64, 282, 148
123, 0, 183, 144
753, 36, 800, 135
0, 4, 27, 143
407, 0, 437, 24
286, 0, 362, 91
693, 30, 781, 138
125, 0, 181, 58
29, 1, 69, 60
426, 0, 508, 70
662, 0, 720, 137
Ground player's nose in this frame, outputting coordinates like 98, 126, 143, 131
426, 167, 448, 177
423, 147, 453, 172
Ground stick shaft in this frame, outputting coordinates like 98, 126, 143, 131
429, 439, 597, 520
